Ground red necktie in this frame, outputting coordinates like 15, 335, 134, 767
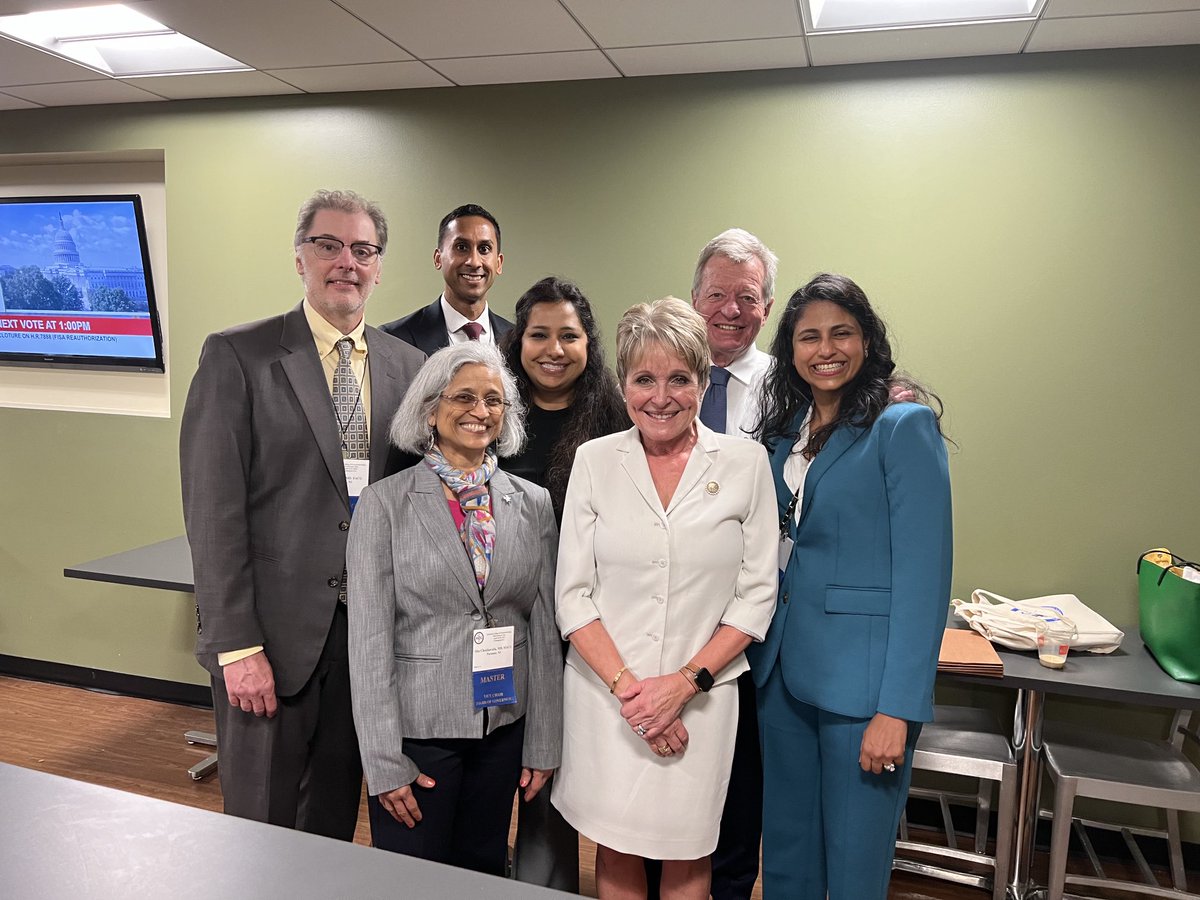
461, 321, 484, 341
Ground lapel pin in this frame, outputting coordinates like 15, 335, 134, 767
706, 481, 720, 495
502, 494, 512, 504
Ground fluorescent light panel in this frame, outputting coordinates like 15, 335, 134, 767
807, 0, 1043, 31
0, 3, 250, 76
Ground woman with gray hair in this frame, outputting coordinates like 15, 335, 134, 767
552, 297, 777, 899
347, 341, 563, 876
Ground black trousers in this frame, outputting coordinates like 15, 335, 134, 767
368, 717, 526, 877
210, 603, 362, 841
710, 671, 764, 899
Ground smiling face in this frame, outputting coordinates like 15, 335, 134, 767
518, 301, 588, 409
429, 363, 506, 469
791, 299, 868, 410
623, 342, 702, 452
295, 208, 382, 332
691, 254, 773, 367
434, 215, 503, 318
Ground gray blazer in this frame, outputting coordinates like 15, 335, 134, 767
347, 462, 563, 795
180, 302, 425, 696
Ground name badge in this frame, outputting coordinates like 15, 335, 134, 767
778, 535, 795, 575
344, 459, 369, 513
472, 625, 517, 709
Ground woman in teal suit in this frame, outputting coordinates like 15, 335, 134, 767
748, 273, 952, 900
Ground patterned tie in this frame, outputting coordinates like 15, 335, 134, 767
334, 337, 368, 604
461, 321, 484, 341
333, 337, 369, 459
699, 366, 730, 434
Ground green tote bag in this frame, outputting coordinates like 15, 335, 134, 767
1138, 549, 1200, 683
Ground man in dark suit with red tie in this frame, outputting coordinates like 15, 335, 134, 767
180, 189, 425, 839
379, 203, 513, 352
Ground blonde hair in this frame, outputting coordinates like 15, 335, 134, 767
615, 296, 711, 388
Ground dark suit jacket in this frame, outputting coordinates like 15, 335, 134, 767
379, 296, 514, 356
180, 302, 426, 696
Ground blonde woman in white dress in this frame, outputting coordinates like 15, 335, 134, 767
552, 297, 777, 899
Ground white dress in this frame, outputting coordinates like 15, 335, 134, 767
551, 425, 778, 858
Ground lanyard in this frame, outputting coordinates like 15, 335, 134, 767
779, 485, 801, 539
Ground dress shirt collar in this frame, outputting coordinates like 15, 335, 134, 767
303, 298, 367, 360
440, 293, 491, 339
723, 344, 768, 386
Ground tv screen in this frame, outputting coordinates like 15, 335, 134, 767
0, 194, 165, 373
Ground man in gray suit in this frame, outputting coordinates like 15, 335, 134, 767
180, 189, 426, 839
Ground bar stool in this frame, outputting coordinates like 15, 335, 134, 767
1041, 709, 1200, 900
894, 704, 1018, 900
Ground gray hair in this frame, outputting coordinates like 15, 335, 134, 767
389, 342, 526, 456
692, 227, 778, 305
294, 189, 389, 252
616, 297, 711, 389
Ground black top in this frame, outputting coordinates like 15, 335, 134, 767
504, 402, 571, 492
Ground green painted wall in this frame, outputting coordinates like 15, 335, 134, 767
1, 46, 1198, 830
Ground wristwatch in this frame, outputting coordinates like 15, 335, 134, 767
682, 663, 714, 693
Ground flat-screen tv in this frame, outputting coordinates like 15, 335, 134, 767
0, 194, 165, 373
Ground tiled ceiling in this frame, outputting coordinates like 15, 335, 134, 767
0, 0, 1198, 109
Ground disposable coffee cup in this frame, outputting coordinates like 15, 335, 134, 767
1036, 620, 1076, 669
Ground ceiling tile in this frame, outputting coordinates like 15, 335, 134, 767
1028, 10, 1200, 50
562, 0, 802, 48
3, 78, 164, 106
808, 20, 1033, 66
268, 61, 452, 93
610, 36, 809, 77
0, 0, 105, 11
431, 50, 619, 86
1044, 0, 1200, 17
0, 37, 108, 86
122, 70, 302, 100
0, 91, 40, 109
339, 0, 594, 58
134, 0, 412, 69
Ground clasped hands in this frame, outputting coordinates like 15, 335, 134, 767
617, 671, 693, 758
379, 765, 554, 829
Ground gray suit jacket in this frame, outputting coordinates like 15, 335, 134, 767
347, 463, 563, 795
180, 302, 426, 696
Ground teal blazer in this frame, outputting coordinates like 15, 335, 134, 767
747, 402, 952, 723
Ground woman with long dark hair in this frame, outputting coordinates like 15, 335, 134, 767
749, 273, 953, 900
500, 276, 626, 890
501, 276, 627, 519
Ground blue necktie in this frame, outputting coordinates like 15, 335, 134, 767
700, 366, 730, 434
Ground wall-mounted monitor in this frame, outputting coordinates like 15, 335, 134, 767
0, 194, 165, 373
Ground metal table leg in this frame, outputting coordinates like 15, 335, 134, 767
184, 730, 218, 781
1007, 688, 1046, 899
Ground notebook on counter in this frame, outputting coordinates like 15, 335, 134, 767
938, 628, 1004, 677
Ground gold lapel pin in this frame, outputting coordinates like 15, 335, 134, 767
706, 481, 720, 495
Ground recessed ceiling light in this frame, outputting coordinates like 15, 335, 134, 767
0, 3, 250, 76
805, 0, 1045, 32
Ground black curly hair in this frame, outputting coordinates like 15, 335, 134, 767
754, 273, 943, 455
501, 277, 628, 513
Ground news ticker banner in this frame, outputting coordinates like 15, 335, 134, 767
0, 313, 157, 358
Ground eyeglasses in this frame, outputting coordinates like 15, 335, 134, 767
439, 391, 511, 411
301, 236, 383, 263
